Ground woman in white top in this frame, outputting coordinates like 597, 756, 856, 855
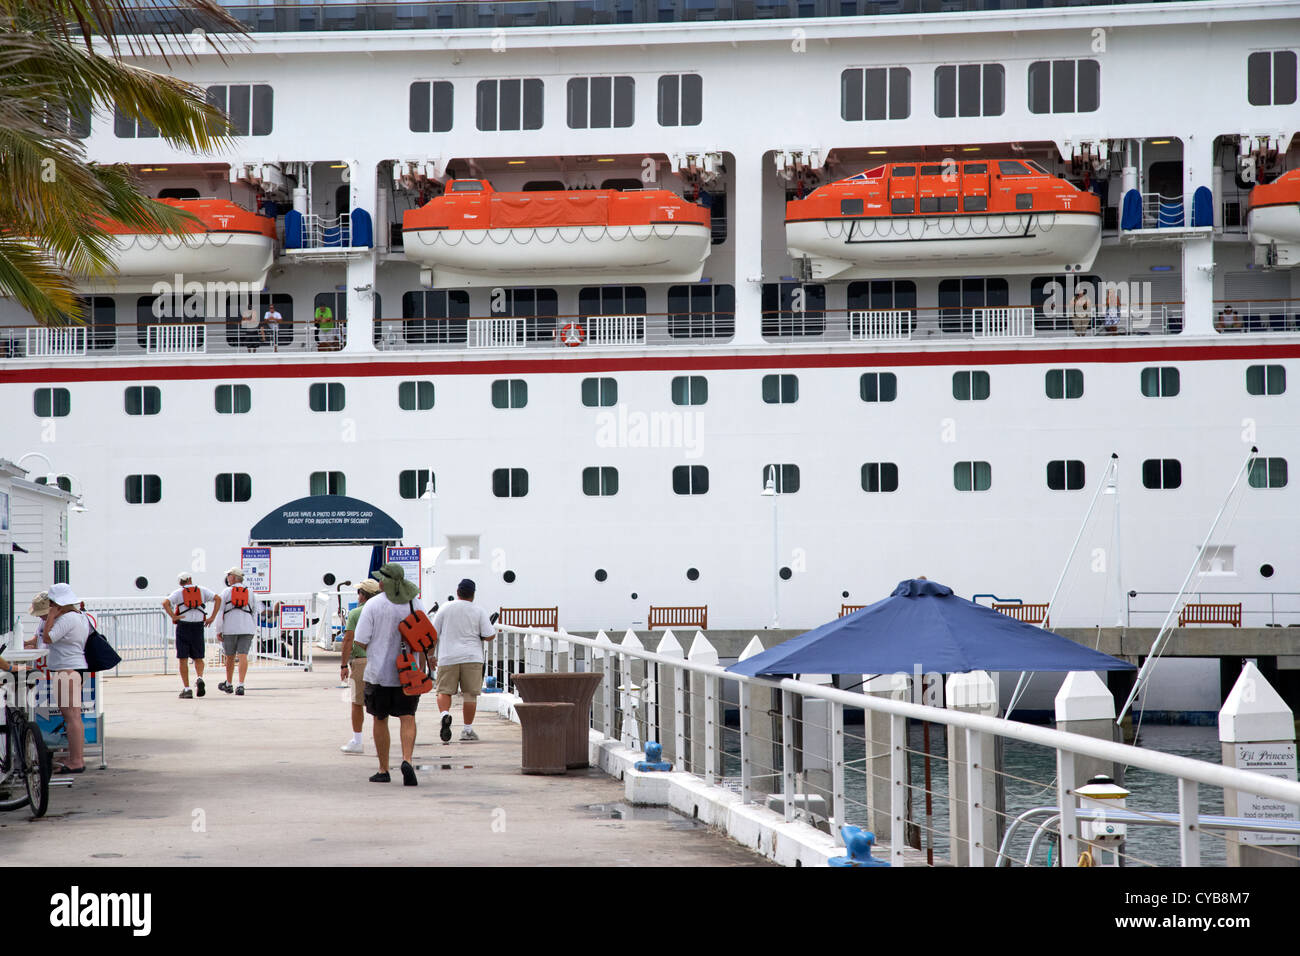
44, 583, 89, 773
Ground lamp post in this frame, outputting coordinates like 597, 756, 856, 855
762, 466, 779, 629
421, 472, 437, 598
17, 451, 87, 511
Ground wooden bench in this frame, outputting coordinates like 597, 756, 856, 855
1178, 603, 1242, 628
497, 606, 559, 631
648, 605, 707, 630
993, 602, 1051, 626
840, 604, 866, 618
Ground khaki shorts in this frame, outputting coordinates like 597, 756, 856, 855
350, 659, 366, 706
436, 662, 483, 700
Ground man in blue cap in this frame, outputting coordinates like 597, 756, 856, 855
431, 578, 497, 742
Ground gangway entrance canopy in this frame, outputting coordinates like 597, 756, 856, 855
248, 495, 403, 547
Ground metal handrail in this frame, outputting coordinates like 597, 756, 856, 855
493, 623, 1300, 867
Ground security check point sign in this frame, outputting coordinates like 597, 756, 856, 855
241, 547, 271, 593
386, 547, 421, 597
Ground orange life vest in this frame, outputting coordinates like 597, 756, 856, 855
397, 649, 433, 696
224, 586, 252, 616
178, 586, 205, 612
398, 603, 437, 656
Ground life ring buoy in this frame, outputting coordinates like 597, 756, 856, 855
559, 322, 586, 347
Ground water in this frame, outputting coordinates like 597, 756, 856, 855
718, 721, 1227, 867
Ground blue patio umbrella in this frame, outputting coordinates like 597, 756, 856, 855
727, 578, 1135, 677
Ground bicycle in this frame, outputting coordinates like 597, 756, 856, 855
0, 647, 52, 818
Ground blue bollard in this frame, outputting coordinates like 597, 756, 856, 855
482, 675, 502, 694
828, 826, 890, 867
633, 740, 672, 772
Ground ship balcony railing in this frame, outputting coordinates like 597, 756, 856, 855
0, 318, 353, 359
377, 312, 709, 351
1218, 200, 1249, 235
1141, 192, 1185, 230
1126, 591, 1300, 629
1211, 299, 1300, 334
159, 1, 1181, 34
491, 623, 1300, 867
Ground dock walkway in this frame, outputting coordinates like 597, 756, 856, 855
0, 656, 769, 867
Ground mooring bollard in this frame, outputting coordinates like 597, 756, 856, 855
635, 741, 673, 772
829, 826, 889, 868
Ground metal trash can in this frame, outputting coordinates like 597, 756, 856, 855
514, 702, 574, 775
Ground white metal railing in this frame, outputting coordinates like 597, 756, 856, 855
490, 623, 1300, 867
469, 317, 526, 349
585, 314, 647, 346
146, 323, 206, 354
973, 307, 1034, 338
848, 309, 912, 341
26, 326, 86, 357
300, 212, 352, 250
1142, 192, 1185, 229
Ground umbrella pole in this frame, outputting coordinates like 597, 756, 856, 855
923, 719, 933, 866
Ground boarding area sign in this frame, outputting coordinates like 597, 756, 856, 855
241, 547, 271, 593
248, 495, 403, 547
1234, 743, 1300, 845
386, 546, 421, 596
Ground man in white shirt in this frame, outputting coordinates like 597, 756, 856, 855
354, 564, 428, 785
162, 572, 220, 699
431, 578, 497, 743
262, 302, 282, 351
214, 566, 262, 696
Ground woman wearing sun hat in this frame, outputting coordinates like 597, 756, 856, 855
44, 583, 89, 773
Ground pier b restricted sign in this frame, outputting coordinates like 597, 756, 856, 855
385, 546, 421, 597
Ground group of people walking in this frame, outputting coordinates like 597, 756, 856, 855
162, 567, 261, 698
340, 564, 497, 786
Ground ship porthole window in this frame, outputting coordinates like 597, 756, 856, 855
630, 592, 638, 600
779, 567, 793, 581
686, 568, 699, 581
503, 570, 517, 584
595, 569, 608, 582
135, 576, 149, 590
323, 573, 336, 586
1260, 564, 1275, 578
842, 590, 850, 598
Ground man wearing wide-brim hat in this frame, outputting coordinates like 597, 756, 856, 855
352, 563, 429, 786
215, 566, 262, 696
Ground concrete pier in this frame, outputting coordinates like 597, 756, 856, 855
0, 658, 769, 867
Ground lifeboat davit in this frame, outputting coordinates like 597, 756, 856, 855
785, 160, 1102, 280
1247, 168, 1300, 267
402, 179, 712, 287
79, 198, 277, 294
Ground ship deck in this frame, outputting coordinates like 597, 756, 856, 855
3, 654, 770, 867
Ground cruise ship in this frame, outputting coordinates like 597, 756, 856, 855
2, 0, 1298, 659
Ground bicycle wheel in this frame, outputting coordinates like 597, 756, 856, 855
0, 714, 31, 811
22, 721, 49, 818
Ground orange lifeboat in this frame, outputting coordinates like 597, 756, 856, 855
1247, 168, 1300, 267
785, 160, 1102, 279
402, 179, 712, 287
81, 198, 278, 294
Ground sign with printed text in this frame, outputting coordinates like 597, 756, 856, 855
279, 604, 307, 631
1234, 742, 1300, 845
241, 547, 271, 593
386, 547, 421, 597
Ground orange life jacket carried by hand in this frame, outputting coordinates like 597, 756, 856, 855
178, 586, 205, 613
396, 649, 433, 696
398, 601, 437, 656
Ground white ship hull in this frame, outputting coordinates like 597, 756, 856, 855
786, 213, 1102, 280
77, 233, 275, 294
403, 224, 712, 287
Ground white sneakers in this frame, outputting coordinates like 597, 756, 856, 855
340, 739, 364, 755
459, 728, 479, 742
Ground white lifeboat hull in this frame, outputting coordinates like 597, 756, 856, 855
76, 232, 275, 294
403, 223, 712, 287
1247, 204, 1300, 267
786, 212, 1102, 280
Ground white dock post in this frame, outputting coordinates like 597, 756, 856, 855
687, 631, 718, 776
621, 630, 645, 747
1219, 661, 1300, 867
655, 630, 684, 767
554, 627, 570, 674
1178, 778, 1201, 867
946, 671, 1000, 866
831, 702, 845, 845
966, 728, 986, 867
890, 713, 907, 866
737, 636, 775, 799
737, 636, 766, 805
866, 674, 907, 843
1054, 670, 1120, 785
1057, 749, 1080, 868
780, 689, 795, 823
594, 631, 614, 737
